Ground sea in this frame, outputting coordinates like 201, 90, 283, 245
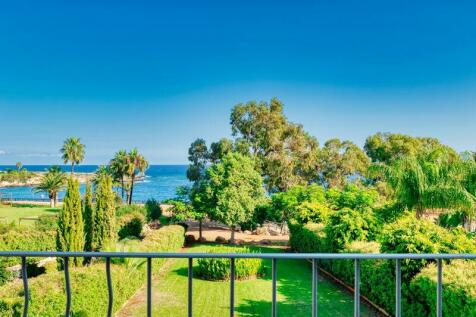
0, 165, 190, 202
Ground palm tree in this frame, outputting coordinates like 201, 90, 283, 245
125, 149, 149, 205
109, 150, 128, 201
34, 166, 67, 207
60, 137, 85, 175
381, 149, 476, 218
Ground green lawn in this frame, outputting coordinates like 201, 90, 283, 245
123, 244, 380, 317
0, 204, 59, 225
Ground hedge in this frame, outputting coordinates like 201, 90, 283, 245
405, 260, 476, 317
0, 225, 185, 316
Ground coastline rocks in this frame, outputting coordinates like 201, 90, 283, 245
198, 236, 207, 243
243, 230, 252, 235
260, 239, 272, 245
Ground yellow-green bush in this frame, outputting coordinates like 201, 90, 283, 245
0, 225, 185, 316
196, 246, 263, 281
405, 260, 476, 317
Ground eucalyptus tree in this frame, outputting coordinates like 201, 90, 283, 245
60, 137, 85, 175
125, 149, 148, 205
186, 138, 209, 183
230, 98, 319, 192
318, 138, 370, 188
110, 150, 128, 200
34, 166, 67, 207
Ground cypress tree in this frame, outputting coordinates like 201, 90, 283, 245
57, 178, 85, 266
83, 181, 94, 252
93, 175, 116, 250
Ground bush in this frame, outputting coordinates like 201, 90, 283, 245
380, 215, 476, 279
145, 198, 162, 221
406, 260, 476, 317
196, 246, 263, 280
325, 208, 377, 252
115, 204, 146, 218
0, 225, 185, 316
117, 212, 145, 240
288, 220, 330, 253
35, 215, 58, 231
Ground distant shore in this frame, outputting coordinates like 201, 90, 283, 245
0, 172, 94, 188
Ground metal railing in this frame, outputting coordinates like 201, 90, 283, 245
1, 251, 475, 317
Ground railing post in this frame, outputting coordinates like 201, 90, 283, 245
147, 258, 152, 317
395, 259, 401, 317
312, 259, 318, 317
64, 257, 71, 317
354, 259, 360, 317
106, 257, 113, 317
272, 258, 277, 317
188, 258, 193, 317
21, 257, 29, 317
230, 258, 235, 317
437, 259, 443, 317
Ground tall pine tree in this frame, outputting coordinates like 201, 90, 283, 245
57, 178, 85, 266
93, 174, 116, 250
83, 181, 94, 252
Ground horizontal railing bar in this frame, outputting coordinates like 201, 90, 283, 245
0, 251, 475, 259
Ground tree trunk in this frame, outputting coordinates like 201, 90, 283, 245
230, 225, 235, 244
71, 163, 75, 176
121, 176, 125, 201
50, 197, 54, 208
199, 219, 203, 240
128, 175, 135, 205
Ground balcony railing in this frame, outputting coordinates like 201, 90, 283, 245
1, 251, 475, 317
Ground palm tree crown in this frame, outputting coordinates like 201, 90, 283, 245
34, 166, 67, 207
60, 137, 85, 174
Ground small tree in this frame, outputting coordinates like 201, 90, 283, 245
60, 137, 85, 175
203, 153, 266, 244
83, 181, 94, 252
57, 178, 84, 266
93, 175, 116, 250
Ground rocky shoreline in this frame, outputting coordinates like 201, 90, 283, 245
0, 172, 94, 188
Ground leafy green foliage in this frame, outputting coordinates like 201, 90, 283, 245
196, 246, 263, 280
57, 178, 84, 266
0, 225, 185, 316
35, 215, 58, 231
201, 153, 266, 242
115, 204, 146, 218
93, 175, 116, 250
33, 166, 66, 208
118, 212, 145, 240
83, 182, 94, 252
406, 260, 476, 317
145, 198, 162, 221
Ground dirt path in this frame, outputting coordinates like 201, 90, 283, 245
115, 257, 178, 317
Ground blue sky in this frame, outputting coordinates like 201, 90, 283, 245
0, 1, 475, 164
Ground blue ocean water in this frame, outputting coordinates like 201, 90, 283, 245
0, 165, 189, 202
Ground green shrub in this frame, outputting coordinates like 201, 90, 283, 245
115, 204, 146, 218
325, 208, 377, 252
145, 198, 162, 221
35, 215, 58, 231
117, 212, 145, 240
288, 220, 330, 253
196, 246, 263, 281
405, 260, 476, 317
0, 225, 185, 316
380, 216, 476, 279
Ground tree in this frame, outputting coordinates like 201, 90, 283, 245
125, 149, 148, 205
381, 149, 476, 218
109, 150, 128, 201
209, 138, 233, 163
57, 178, 84, 266
202, 153, 266, 244
34, 166, 67, 207
230, 98, 319, 192
93, 175, 116, 250
318, 139, 370, 188
364, 132, 457, 164
60, 137, 85, 175
83, 181, 94, 252
186, 138, 209, 182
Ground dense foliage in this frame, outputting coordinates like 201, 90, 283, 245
196, 246, 263, 280
93, 175, 116, 250
145, 198, 162, 221
83, 182, 94, 252
0, 225, 185, 316
117, 211, 145, 240
56, 178, 84, 266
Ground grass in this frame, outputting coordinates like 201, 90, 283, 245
124, 244, 380, 317
0, 204, 59, 225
